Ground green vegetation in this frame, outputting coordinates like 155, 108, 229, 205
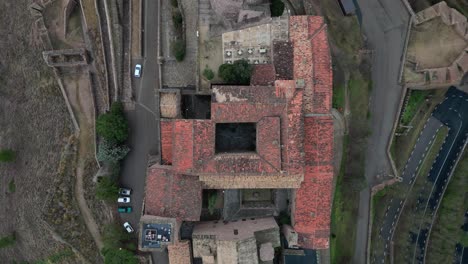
96, 177, 119, 202
101, 224, 137, 264
270, 0, 285, 17
400, 90, 429, 125
8, 179, 16, 193
203, 67, 215, 81
425, 150, 468, 263
208, 192, 217, 215
391, 89, 446, 173
172, 39, 186, 62
172, 10, 183, 31
34, 249, 75, 264
96, 102, 129, 144
170, 0, 178, 8
392, 127, 448, 263
218, 60, 252, 85
332, 84, 345, 110
0, 149, 15, 162
97, 140, 130, 164
0, 232, 16, 248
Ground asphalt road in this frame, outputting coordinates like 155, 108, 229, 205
372, 116, 443, 264
120, 0, 166, 262
352, 0, 410, 262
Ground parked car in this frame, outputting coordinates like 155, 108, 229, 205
117, 197, 130, 203
118, 206, 132, 213
134, 64, 142, 77
119, 188, 132, 196
123, 222, 134, 233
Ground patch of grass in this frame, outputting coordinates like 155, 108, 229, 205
35, 248, 75, 264
391, 89, 446, 173
0, 149, 15, 162
332, 84, 345, 110
0, 232, 16, 248
8, 179, 16, 193
401, 90, 429, 125
425, 150, 468, 263
171, 39, 186, 62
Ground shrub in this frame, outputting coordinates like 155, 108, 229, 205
203, 68, 215, 80
270, 0, 285, 17
172, 39, 186, 62
102, 224, 131, 249
208, 192, 217, 215
97, 140, 130, 164
0, 149, 15, 162
218, 60, 252, 84
170, 0, 178, 7
96, 102, 129, 144
95, 177, 119, 202
0, 232, 16, 248
172, 10, 183, 32
102, 247, 138, 264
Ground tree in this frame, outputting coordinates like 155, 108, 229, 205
172, 39, 186, 62
96, 103, 129, 144
102, 224, 131, 249
97, 140, 130, 164
95, 177, 119, 202
172, 10, 183, 32
203, 68, 215, 80
0, 149, 15, 162
270, 0, 285, 17
218, 60, 252, 85
102, 247, 138, 264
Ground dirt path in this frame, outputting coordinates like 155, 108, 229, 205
65, 73, 104, 252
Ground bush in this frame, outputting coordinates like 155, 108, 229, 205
96, 102, 129, 144
96, 177, 119, 202
170, 0, 178, 7
97, 140, 130, 164
0, 232, 16, 248
270, 0, 285, 17
102, 224, 131, 249
208, 192, 217, 215
203, 68, 215, 80
102, 247, 138, 264
218, 60, 252, 85
0, 149, 15, 162
172, 10, 183, 32
172, 39, 186, 62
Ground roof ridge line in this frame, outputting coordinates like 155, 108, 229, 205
309, 23, 327, 41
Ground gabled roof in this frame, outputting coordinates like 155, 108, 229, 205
145, 165, 202, 221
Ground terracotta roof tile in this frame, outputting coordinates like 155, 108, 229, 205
273, 41, 294, 80
168, 240, 192, 264
145, 165, 202, 221
251, 64, 276, 86
161, 120, 174, 165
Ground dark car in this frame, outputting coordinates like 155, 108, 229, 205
118, 206, 133, 213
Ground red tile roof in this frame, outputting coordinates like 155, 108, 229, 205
146, 16, 334, 250
168, 240, 192, 264
251, 64, 276, 86
145, 165, 202, 221
161, 120, 173, 165
294, 116, 333, 249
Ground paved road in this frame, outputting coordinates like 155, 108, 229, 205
120, 0, 166, 262
371, 117, 443, 264
353, 0, 410, 262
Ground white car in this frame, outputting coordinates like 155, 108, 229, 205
134, 64, 142, 78
117, 197, 130, 203
123, 222, 134, 233
119, 188, 132, 196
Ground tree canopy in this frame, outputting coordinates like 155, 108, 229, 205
218, 60, 252, 85
96, 103, 129, 144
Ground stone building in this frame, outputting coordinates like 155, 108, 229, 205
141, 15, 334, 257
